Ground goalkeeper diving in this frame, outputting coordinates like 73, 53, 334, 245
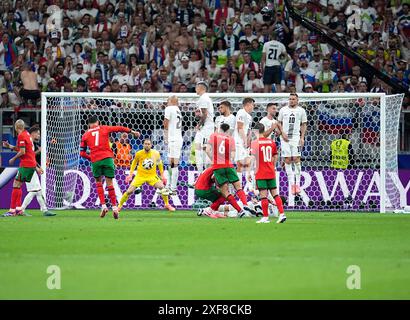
119, 138, 175, 212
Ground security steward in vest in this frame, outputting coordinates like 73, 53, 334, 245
331, 132, 355, 170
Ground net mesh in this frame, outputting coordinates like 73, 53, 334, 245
42, 93, 404, 212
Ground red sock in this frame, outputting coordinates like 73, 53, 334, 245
10, 187, 20, 209
210, 196, 226, 211
261, 198, 269, 217
107, 185, 117, 206
96, 182, 106, 205
16, 188, 22, 208
236, 189, 248, 206
274, 195, 284, 214
227, 194, 242, 213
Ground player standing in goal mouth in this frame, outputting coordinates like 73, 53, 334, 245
118, 139, 175, 212
164, 95, 183, 195
278, 93, 307, 195
80, 115, 140, 219
249, 123, 286, 224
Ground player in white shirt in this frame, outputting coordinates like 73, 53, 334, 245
233, 97, 255, 185
277, 93, 308, 195
261, 34, 287, 93
215, 100, 236, 135
260, 103, 283, 139
194, 81, 214, 172
164, 96, 183, 194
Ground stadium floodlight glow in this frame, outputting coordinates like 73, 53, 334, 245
41, 92, 404, 213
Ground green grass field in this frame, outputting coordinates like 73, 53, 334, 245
0, 210, 410, 300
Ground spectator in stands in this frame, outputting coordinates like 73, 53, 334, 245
315, 58, 338, 93
19, 63, 40, 107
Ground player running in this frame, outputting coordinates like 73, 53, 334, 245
215, 100, 235, 134
233, 97, 255, 187
164, 95, 183, 195
119, 138, 175, 212
3, 120, 44, 217
80, 115, 140, 219
278, 93, 307, 195
206, 123, 256, 217
3, 125, 56, 216
194, 81, 214, 172
249, 123, 286, 224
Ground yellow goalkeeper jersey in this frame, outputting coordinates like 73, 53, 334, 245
130, 149, 163, 178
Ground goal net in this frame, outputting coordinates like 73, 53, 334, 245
41, 93, 404, 213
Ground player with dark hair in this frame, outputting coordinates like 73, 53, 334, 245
250, 123, 286, 223
80, 115, 140, 219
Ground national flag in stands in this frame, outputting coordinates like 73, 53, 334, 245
317, 103, 353, 134
362, 107, 380, 145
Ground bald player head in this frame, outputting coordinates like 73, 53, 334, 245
167, 95, 179, 106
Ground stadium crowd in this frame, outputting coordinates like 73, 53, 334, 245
0, 0, 409, 110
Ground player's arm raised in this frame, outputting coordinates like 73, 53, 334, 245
107, 125, 140, 138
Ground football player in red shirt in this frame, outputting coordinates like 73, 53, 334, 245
3, 120, 43, 216
80, 115, 140, 219
206, 123, 256, 217
250, 123, 286, 224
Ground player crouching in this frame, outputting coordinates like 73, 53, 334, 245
119, 139, 175, 212
194, 167, 246, 218
249, 123, 286, 224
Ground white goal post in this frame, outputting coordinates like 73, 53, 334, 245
41, 92, 404, 213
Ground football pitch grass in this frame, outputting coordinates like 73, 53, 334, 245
1, 210, 410, 300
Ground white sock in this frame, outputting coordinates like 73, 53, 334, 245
21, 192, 36, 211
171, 167, 179, 190
294, 162, 302, 186
285, 163, 295, 186
35, 191, 48, 212
195, 149, 204, 172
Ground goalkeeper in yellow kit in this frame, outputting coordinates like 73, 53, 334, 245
118, 138, 175, 212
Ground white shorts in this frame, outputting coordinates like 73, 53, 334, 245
194, 126, 214, 146
235, 144, 249, 162
168, 140, 183, 159
281, 140, 301, 158
26, 171, 41, 192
